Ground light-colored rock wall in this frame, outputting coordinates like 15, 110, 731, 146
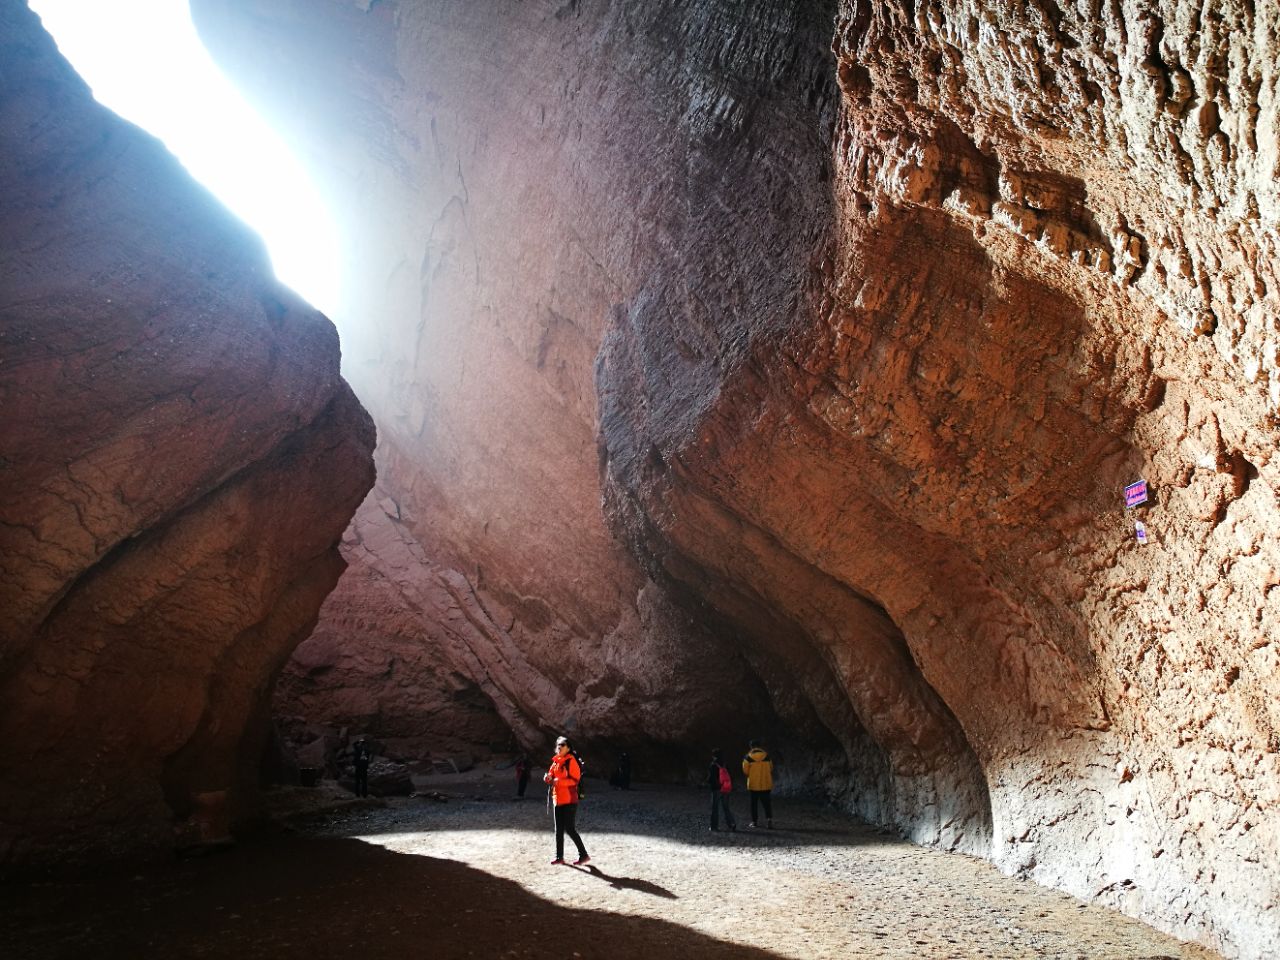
0, 2, 375, 862
192, 0, 822, 775
193, 2, 1277, 956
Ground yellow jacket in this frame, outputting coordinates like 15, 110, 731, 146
742, 748, 773, 791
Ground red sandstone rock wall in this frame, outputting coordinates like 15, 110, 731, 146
805, 4, 1278, 956
275, 485, 533, 763
193, 2, 1277, 956
192, 0, 798, 774
0, 3, 375, 863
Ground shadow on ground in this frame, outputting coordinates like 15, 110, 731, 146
0, 833, 782, 960
579, 863, 677, 899
280, 779, 896, 853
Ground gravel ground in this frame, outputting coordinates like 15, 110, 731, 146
1, 771, 1224, 960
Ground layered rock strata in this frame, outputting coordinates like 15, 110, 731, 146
274, 486, 526, 765
273, 447, 780, 778
193, 1, 1277, 956
0, 2, 375, 863
193, 0, 808, 780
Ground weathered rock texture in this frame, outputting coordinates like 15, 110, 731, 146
805, 5, 1279, 957
0, 2, 375, 863
193, 1, 1278, 956
275, 488, 523, 763
194, 0, 799, 781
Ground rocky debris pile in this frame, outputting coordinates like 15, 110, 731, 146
338, 758, 414, 798
272, 717, 466, 797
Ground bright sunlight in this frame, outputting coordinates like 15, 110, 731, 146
29, 0, 343, 319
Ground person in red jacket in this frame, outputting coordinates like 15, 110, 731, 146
544, 736, 590, 865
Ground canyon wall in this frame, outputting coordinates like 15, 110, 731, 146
802, 4, 1278, 957
0, 2, 375, 862
192, 0, 830, 783
193, 1, 1277, 956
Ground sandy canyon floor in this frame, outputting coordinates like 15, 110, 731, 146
2, 771, 1224, 959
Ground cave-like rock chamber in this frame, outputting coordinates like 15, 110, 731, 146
2, 2, 1278, 959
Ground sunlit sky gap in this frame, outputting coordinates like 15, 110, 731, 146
30, 0, 343, 319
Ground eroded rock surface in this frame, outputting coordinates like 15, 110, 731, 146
192, 2, 1277, 956
194, 0, 804, 781
801, 5, 1279, 957
274, 488, 527, 764
0, 3, 375, 863
274, 460, 779, 776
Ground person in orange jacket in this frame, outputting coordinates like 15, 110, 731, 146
544, 736, 590, 865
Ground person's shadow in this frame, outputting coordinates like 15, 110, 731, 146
574, 863, 677, 899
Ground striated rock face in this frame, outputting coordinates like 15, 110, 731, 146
275, 487, 523, 764
0, 3, 375, 862
273, 447, 782, 776
193, 0, 802, 780
193, 1, 1278, 956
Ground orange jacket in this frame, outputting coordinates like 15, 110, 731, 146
545, 754, 582, 806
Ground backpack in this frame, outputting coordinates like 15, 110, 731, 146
570, 751, 586, 798
717, 763, 732, 793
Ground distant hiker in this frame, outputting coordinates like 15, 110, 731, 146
742, 739, 773, 828
544, 736, 590, 866
352, 738, 373, 798
708, 749, 736, 832
515, 754, 532, 799
610, 752, 632, 790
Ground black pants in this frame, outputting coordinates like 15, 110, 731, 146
554, 803, 588, 859
354, 764, 369, 797
710, 791, 736, 830
517, 772, 530, 797
749, 790, 772, 824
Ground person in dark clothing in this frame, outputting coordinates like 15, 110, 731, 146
515, 754, 532, 799
352, 738, 372, 798
708, 749, 736, 832
611, 752, 632, 790
544, 736, 589, 865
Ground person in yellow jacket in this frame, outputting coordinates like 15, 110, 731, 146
742, 739, 774, 828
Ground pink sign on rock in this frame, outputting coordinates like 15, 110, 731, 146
1124, 479, 1148, 508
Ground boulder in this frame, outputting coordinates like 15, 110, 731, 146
341, 758, 413, 798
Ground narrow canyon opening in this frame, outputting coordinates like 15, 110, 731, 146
2, 2, 1278, 959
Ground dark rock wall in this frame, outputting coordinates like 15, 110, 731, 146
0, 2, 375, 862
192, 2, 1278, 956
